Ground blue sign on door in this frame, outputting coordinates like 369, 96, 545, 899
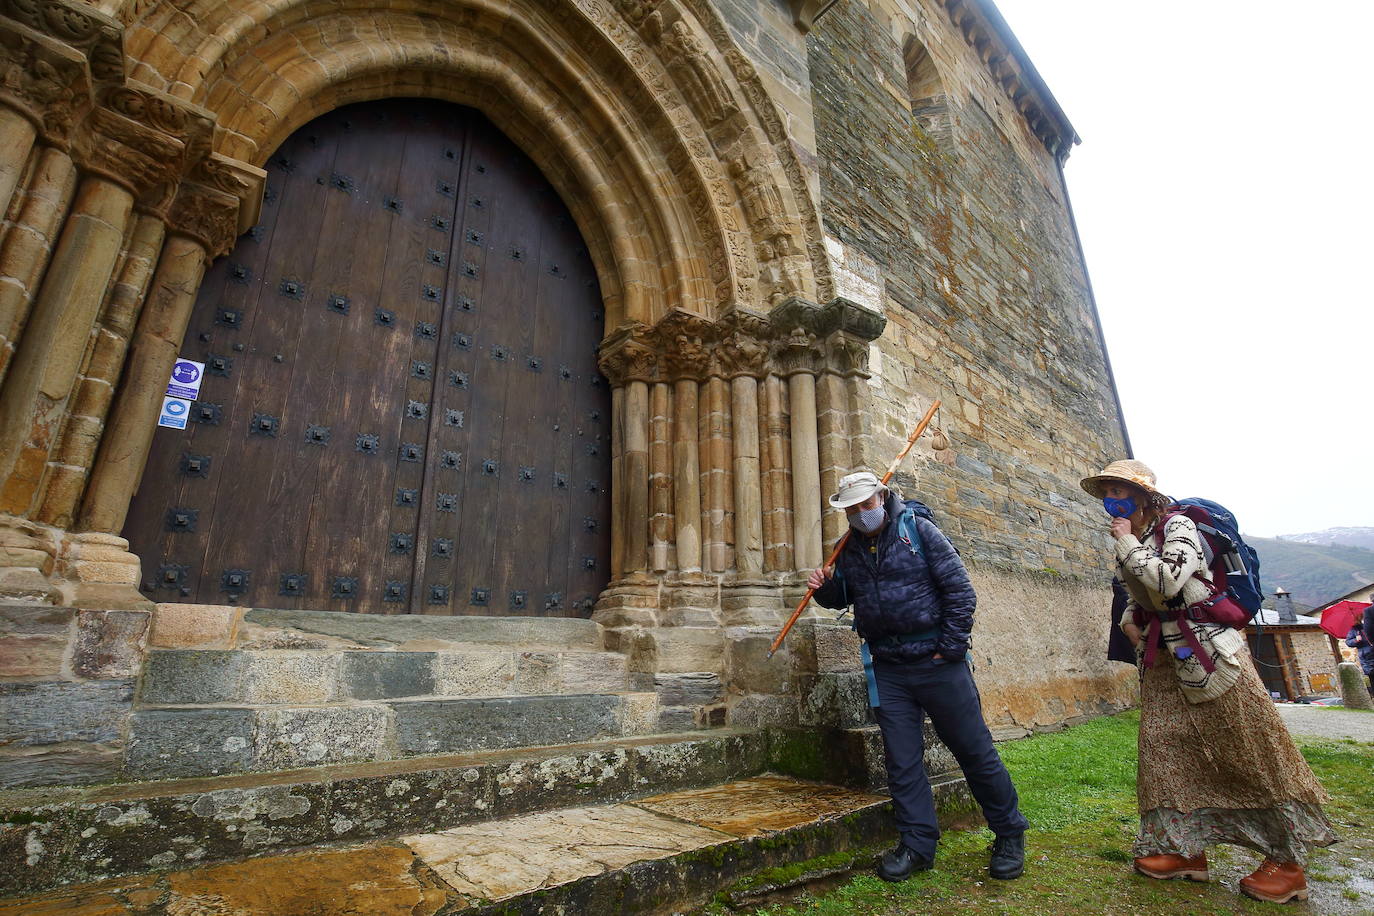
166, 358, 205, 400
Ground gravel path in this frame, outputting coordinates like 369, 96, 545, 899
1275, 703, 1374, 742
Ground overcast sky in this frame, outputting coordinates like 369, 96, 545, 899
989, 1, 1373, 538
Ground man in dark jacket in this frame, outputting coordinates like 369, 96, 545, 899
809, 471, 1028, 882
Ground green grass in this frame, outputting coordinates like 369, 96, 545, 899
701, 711, 1374, 915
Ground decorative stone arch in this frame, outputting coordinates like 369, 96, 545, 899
114, 0, 830, 327
0, 0, 884, 636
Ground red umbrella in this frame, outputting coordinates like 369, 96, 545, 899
1319, 600, 1372, 639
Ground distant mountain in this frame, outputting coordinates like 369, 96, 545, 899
1249, 535, 1374, 610
1278, 527, 1374, 551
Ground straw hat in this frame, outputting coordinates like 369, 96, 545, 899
829, 471, 886, 509
1079, 459, 1171, 508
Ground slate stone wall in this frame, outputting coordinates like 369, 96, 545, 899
808, 0, 1125, 579
0, 604, 149, 787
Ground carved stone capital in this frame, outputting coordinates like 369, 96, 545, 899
191, 152, 267, 235
0, 19, 89, 144
646, 310, 714, 381
769, 296, 885, 342
772, 325, 822, 376
166, 180, 239, 258
716, 326, 769, 378
0, 0, 123, 82
74, 85, 213, 195
823, 335, 871, 377
597, 325, 660, 385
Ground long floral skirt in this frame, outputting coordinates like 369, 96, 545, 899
1135, 643, 1337, 864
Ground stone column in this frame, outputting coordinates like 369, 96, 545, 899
609, 383, 626, 578
700, 375, 733, 573
760, 374, 792, 572
0, 174, 135, 516
75, 233, 206, 536
649, 381, 673, 572
815, 370, 851, 546
37, 212, 166, 529
729, 374, 763, 579
671, 376, 701, 573
0, 110, 38, 224
623, 379, 651, 575
69, 165, 255, 608
66, 234, 205, 607
788, 369, 822, 571
0, 147, 77, 386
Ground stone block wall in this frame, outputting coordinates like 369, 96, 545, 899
1288, 629, 1342, 695
0, 603, 149, 787
809, 0, 1125, 580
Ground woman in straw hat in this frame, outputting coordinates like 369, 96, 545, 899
1080, 460, 1335, 904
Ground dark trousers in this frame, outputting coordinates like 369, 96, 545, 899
873, 656, 1029, 859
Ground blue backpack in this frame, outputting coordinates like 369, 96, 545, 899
1165, 498, 1263, 618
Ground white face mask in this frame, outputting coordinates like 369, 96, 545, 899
849, 506, 886, 534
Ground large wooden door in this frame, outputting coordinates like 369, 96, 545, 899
124, 100, 611, 616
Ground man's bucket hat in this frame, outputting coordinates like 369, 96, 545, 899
829, 471, 885, 509
1079, 459, 1171, 509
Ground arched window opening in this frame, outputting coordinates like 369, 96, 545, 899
905, 38, 952, 144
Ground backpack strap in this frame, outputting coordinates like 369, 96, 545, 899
1153, 511, 1226, 608
1140, 609, 1217, 674
897, 509, 925, 559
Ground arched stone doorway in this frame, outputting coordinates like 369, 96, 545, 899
122, 99, 612, 615
0, 0, 882, 637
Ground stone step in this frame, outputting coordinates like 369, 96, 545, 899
125, 691, 665, 780
0, 772, 914, 913
234, 607, 605, 651
140, 646, 635, 706
0, 729, 772, 899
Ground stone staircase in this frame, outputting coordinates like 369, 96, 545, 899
1, 769, 935, 915
1, 604, 976, 909
123, 607, 704, 782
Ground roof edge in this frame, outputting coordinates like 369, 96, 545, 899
936, 0, 1081, 163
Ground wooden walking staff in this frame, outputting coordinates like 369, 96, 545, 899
766, 399, 942, 658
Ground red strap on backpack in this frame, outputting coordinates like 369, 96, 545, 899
1140, 609, 1216, 674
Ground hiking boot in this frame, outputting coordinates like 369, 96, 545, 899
988, 832, 1025, 880
1240, 860, 1309, 904
1133, 852, 1209, 882
876, 844, 932, 882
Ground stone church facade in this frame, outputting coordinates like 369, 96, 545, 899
0, 0, 1133, 787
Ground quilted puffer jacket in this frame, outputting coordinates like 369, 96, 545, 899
812, 491, 976, 662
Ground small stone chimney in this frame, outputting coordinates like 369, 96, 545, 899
1274, 587, 1298, 623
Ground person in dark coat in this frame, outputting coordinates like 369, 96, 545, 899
1345, 615, 1374, 695
808, 470, 1028, 883
1107, 577, 1137, 664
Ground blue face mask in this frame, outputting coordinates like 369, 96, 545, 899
1103, 496, 1137, 519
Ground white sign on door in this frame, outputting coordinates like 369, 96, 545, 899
158, 396, 191, 429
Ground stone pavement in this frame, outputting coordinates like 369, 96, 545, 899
1276, 704, 1374, 742
0, 775, 898, 915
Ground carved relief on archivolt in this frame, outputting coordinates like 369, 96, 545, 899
649, 17, 735, 127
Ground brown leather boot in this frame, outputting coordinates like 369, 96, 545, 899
1240, 860, 1309, 903
1132, 852, 1209, 881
